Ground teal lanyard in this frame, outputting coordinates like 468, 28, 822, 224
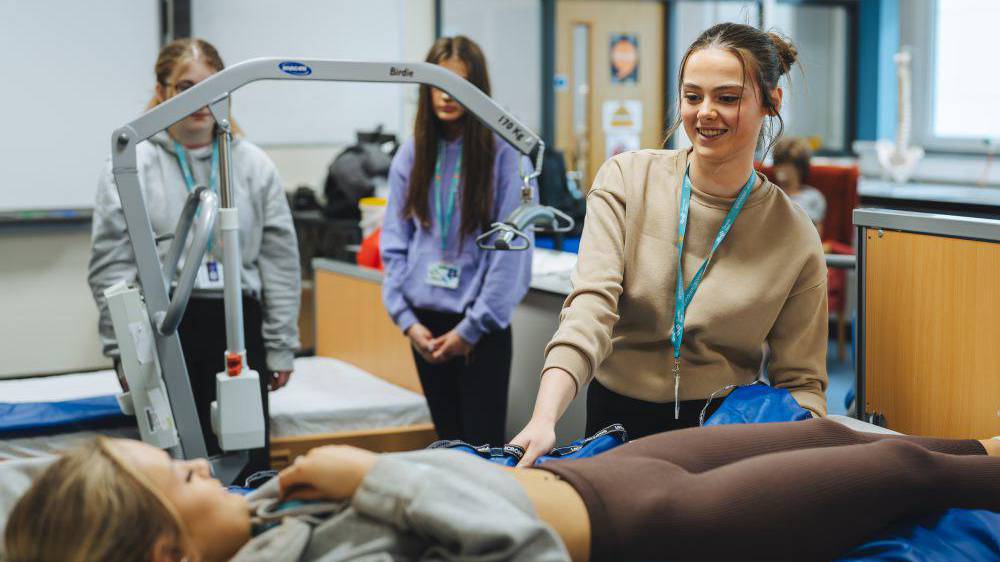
174, 139, 219, 194
174, 139, 220, 253
432, 141, 463, 253
670, 166, 756, 418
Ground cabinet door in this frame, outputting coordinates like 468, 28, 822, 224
864, 228, 1000, 438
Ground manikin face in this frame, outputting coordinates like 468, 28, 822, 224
157, 59, 218, 144
680, 47, 782, 170
110, 439, 250, 562
431, 57, 469, 125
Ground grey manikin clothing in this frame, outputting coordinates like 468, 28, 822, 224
88, 132, 300, 371
233, 450, 571, 562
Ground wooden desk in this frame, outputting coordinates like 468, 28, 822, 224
314, 260, 421, 393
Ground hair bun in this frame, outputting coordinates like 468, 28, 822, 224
767, 32, 798, 76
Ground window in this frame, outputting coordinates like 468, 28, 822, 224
665, 1, 855, 155
931, 0, 1000, 142
772, 1, 852, 154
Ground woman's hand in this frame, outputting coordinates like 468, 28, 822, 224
512, 367, 579, 467
269, 370, 292, 391
406, 323, 436, 362
430, 329, 473, 363
510, 417, 557, 468
278, 445, 379, 502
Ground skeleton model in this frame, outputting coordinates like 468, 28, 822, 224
876, 50, 924, 184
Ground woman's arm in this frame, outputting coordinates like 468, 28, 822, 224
256, 162, 301, 378
514, 158, 629, 464
767, 272, 829, 417
277, 446, 570, 560
87, 164, 140, 360
380, 143, 419, 335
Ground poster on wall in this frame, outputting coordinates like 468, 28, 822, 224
602, 100, 643, 133
605, 133, 641, 159
602, 100, 643, 159
609, 34, 639, 84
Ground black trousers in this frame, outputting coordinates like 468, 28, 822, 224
178, 296, 271, 477
585, 378, 720, 439
411, 308, 511, 446
541, 418, 997, 561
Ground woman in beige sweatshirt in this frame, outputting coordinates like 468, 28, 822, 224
513, 24, 828, 465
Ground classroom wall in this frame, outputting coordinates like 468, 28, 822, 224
0, 1, 435, 378
0, 226, 110, 378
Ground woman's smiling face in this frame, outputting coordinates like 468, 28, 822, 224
680, 47, 780, 169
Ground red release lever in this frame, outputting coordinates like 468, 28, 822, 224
226, 353, 242, 377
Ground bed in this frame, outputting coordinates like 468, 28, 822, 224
0, 356, 435, 468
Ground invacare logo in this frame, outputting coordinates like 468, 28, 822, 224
279, 61, 312, 76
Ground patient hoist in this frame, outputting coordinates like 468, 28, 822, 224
106, 58, 572, 483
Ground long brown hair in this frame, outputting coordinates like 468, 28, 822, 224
663, 23, 798, 156
403, 36, 495, 237
148, 37, 242, 136
3, 438, 191, 562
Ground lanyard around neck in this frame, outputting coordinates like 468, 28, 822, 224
433, 141, 463, 253
174, 138, 220, 254
174, 139, 219, 194
671, 167, 756, 358
668, 166, 755, 418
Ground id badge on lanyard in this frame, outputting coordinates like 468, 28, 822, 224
195, 256, 226, 290
425, 141, 463, 290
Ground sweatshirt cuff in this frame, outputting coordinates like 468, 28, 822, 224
542, 344, 591, 398
266, 349, 295, 373
395, 308, 419, 336
455, 317, 483, 345
352, 456, 430, 528
790, 389, 827, 418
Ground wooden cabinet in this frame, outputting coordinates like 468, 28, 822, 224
860, 214, 1000, 438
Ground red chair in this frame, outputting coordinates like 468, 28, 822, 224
758, 164, 860, 361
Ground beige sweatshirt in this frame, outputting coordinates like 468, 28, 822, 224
543, 149, 829, 416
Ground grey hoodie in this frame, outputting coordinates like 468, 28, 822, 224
88, 132, 300, 371
234, 450, 571, 561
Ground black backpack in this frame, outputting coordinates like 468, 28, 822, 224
323, 126, 399, 219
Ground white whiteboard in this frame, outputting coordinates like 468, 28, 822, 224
192, 0, 413, 146
0, 0, 160, 212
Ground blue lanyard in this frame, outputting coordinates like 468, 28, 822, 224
174, 139, 219, 194
670, 166, 756, 417
174, 139, 220, 254
433, 141, 463, 253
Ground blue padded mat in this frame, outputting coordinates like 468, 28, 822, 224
0, 395, 126, 434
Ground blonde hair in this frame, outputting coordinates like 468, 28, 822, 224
3, 438, 192, 562
147, 37, 242, 136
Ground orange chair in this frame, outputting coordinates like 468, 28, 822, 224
758, 164, 860, 361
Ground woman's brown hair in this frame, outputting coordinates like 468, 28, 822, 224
3, 438, 190, 562
148, 37, 242, 135
663, 23, 798, 155
403, 36, 495, 238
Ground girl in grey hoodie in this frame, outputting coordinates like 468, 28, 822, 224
87, 38, 300, 475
